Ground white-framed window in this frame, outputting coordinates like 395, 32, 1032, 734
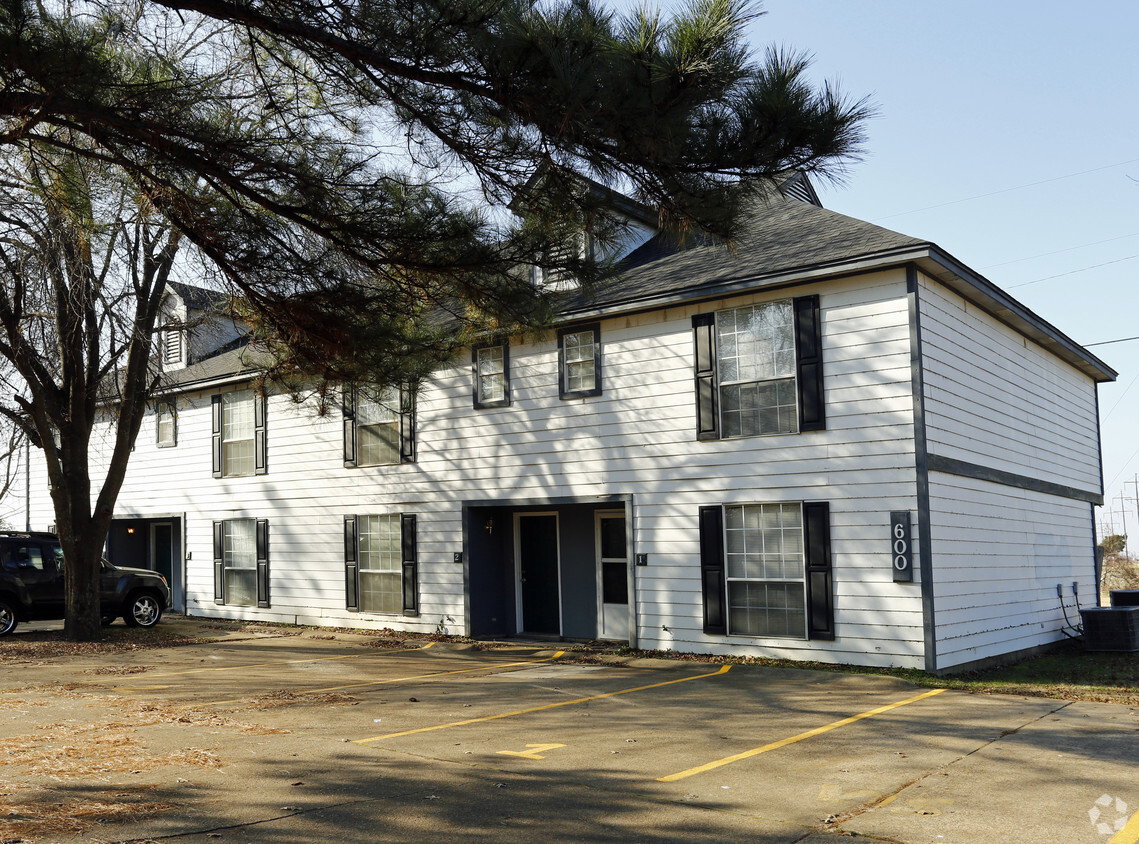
221, 391, 255, 476
156, 402, 176, 447
724, 503, 806, 638
474, 343, 509, 408
357, 387, 401, 466
358, 514, 403, 614
558, 324, 601, 399
716, 301, 797, 437
222, 518, 257, 607
343, 385, 414, 468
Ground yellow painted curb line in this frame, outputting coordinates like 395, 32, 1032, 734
1110, 812, 1139, 844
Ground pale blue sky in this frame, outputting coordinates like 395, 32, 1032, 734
714, 0, 1139, 534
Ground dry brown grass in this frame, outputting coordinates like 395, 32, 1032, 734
85, 664, 151, 675
1103, 555, 1139, 590
0, 626, 211, 665
0, 782, 171, 842
247, 689, 361, 709
3, 723, 222, 777
0, 684, 289, 841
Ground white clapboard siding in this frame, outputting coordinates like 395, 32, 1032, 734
918, 274, 1100, 493
30, 268, 933, 665
928, 472, 1095, 669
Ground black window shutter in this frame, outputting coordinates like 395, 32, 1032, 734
399, 385, 416, 464
344, 515, 359, 612
255, 519, 270, 609
794, 295, 826, 432
501, 343, 512, 406
254, 392, 268, 475
211, 395, 222, 478
401, 513, 418, 616
692, 314, 719, 441
803, 501, 834, 640
470, 347, 480, 408
342, 385, 357, 468
213, 520, 225, 604
698, 505, 726, 635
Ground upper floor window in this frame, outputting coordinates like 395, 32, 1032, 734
558, 324, 601, 400
156, 402, 177, 448
343, 385, 415, 467
211, 390, 267, 477
473, 342, 510, 409
692, 295, 825, 441
717, 302, 797, 437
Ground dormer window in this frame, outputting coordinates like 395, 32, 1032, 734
531, 231, 596, 293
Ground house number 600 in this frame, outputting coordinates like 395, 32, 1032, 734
890, 511, 913, 582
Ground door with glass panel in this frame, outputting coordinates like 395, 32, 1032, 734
595, 512, 629, 641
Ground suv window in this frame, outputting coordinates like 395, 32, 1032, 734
3, 542, 47, 572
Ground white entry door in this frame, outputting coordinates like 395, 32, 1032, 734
595, 511, 629, 641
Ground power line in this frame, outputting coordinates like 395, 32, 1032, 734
980, 231, 1139, 270
1005, 253, 1139, 289
871, 157, 1139, 222
1102, 371, 1139, 421
1086, 335, 1139, 348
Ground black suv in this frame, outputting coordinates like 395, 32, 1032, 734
0, 531, 170, 635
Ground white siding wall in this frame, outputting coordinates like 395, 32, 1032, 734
919, 274, 1101, 492
918, 272, 1101, 668
929, 475, 1094, 669
29, 269, 927, 666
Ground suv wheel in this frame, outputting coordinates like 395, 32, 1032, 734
0, 597, 17, 636
124, 592, 163, 628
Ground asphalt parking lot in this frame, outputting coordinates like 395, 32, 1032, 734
3, 620, 1138, 843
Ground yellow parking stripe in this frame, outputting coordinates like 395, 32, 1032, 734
1109, 812, 1139, 844
356, 665, 732, 743
142, 641, 436, 678
658, 688, 947, 782
303, 651, 567, 694
190, 651, 567, 705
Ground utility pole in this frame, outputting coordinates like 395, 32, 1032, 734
1126, 475, 1139, 552
1114, 492, 1130, 557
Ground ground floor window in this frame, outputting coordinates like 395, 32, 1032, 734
724, 503, 806, 637
214, 518, 269, 608
358, 514, 402, 614
223, 519, 257, 607
345, 513, 418, 616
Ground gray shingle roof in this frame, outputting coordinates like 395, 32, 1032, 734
159, 341, 271, 390
563, 191, 928, 312
167, 281, 227, 312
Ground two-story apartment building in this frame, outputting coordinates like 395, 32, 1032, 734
27, 174, 1116, 672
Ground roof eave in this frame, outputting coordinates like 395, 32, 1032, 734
560, 244, 1117, 384
914, 247, 1116, 383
